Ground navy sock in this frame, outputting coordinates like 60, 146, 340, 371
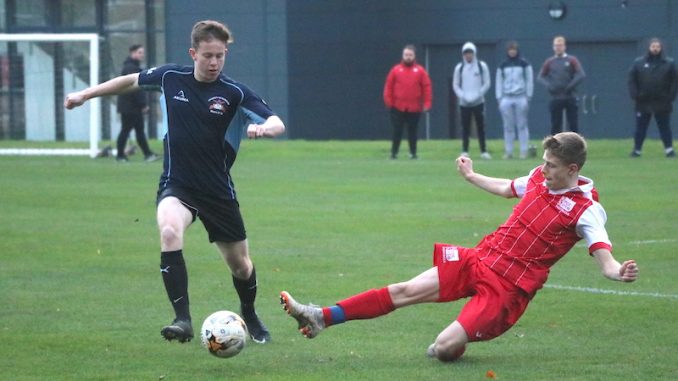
233, 267, 258, 318
160, 250, 191, 321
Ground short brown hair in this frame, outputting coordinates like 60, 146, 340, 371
542, 132, 587, 169
191, 20, 233, 50
553, 35, 566, 45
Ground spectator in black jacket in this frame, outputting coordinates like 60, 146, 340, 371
116, 44, 157, 162
628, 38, 677, 158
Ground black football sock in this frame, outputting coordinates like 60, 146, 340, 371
233, 267, 258, 318
160, 250, 191, 322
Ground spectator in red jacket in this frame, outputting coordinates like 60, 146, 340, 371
383, 45, 432, 159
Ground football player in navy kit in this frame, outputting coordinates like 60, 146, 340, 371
65, 20, 285, 344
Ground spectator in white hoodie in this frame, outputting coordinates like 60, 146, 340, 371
453, 42, 492, 159
496, 40, 534, 159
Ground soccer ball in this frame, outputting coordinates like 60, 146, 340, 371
200, 310, 248, 358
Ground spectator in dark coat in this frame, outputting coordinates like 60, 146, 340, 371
116, 44, 157, 162
628, 38, 677, 158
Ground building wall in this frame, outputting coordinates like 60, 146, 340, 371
165, 0, 288, 126
286, 0, 678, 140
164, 0, 678, 140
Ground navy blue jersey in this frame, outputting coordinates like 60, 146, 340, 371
138, 64, 275, 199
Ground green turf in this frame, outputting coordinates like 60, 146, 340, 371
1, 139, 676, 380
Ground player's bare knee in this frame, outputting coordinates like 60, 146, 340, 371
230, 266, 251, 280
159, 225, 182, 248
434, 348, 465, 363
432, 340, 466, 362
433, 329, 468, 362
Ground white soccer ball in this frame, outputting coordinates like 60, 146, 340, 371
200, 310, 248, 358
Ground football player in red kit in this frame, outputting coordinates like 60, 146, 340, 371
281, 132, 638, 362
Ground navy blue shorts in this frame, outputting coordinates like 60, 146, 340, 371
157, 187, 246, 243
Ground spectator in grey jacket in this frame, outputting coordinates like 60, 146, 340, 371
627, 38, 677, 158
538, 36, 585, 135
496, 40, 534, 159
453, 42, 492, 159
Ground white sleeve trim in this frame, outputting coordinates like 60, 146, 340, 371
512, 167, 539, 197
512, 176, 529, 197
576, 202, 611, 249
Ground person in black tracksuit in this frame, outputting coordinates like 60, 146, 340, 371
116, 44, 157, 161
628, 38, 677, 158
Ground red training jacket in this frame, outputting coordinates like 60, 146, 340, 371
383, 62, 432, 113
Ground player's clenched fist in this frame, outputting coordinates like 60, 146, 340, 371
64, 92, 87, 109
456, 156, 474, 178
247, 124, 266, 139
619, 260, 639, 282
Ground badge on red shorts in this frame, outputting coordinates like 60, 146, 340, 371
443, 246, 460, 262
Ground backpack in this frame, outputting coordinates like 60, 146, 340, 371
459, 60, 484, 87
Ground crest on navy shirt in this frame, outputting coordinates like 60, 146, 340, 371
208, 96, 230, 115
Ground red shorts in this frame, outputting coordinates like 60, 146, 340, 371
433, 243, 531, 342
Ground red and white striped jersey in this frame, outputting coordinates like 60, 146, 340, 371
477, 166, 612, 296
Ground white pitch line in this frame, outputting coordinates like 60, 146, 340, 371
545, 284, 678, 300
627, 238, 678, 245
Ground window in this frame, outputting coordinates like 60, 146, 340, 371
14, 0, 50, 27
106, 0, 145, 32
0, 0, 6, 30
61, 0, 96, 28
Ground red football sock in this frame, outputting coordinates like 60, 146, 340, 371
335, 287, 395, 321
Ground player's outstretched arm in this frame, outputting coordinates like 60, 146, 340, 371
456, 156, 514, 198
246, 115, 285, 139
64, 73, 140, 110
592, 249, 638, 282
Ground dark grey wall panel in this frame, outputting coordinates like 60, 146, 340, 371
285, 0, 678, 140
163, 0, 677, 140
165, 0, 288, 125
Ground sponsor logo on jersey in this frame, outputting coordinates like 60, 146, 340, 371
443, 246, 459, 262
173, 90, 189, 102
146, 67, 157, 75
556, 196, 575, 213
208, 96, 230, 115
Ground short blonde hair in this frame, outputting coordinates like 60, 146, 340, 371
553, 36, 566, 45
191, 20, 233, 50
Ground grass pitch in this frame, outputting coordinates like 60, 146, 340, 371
0, 139, 676, 380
